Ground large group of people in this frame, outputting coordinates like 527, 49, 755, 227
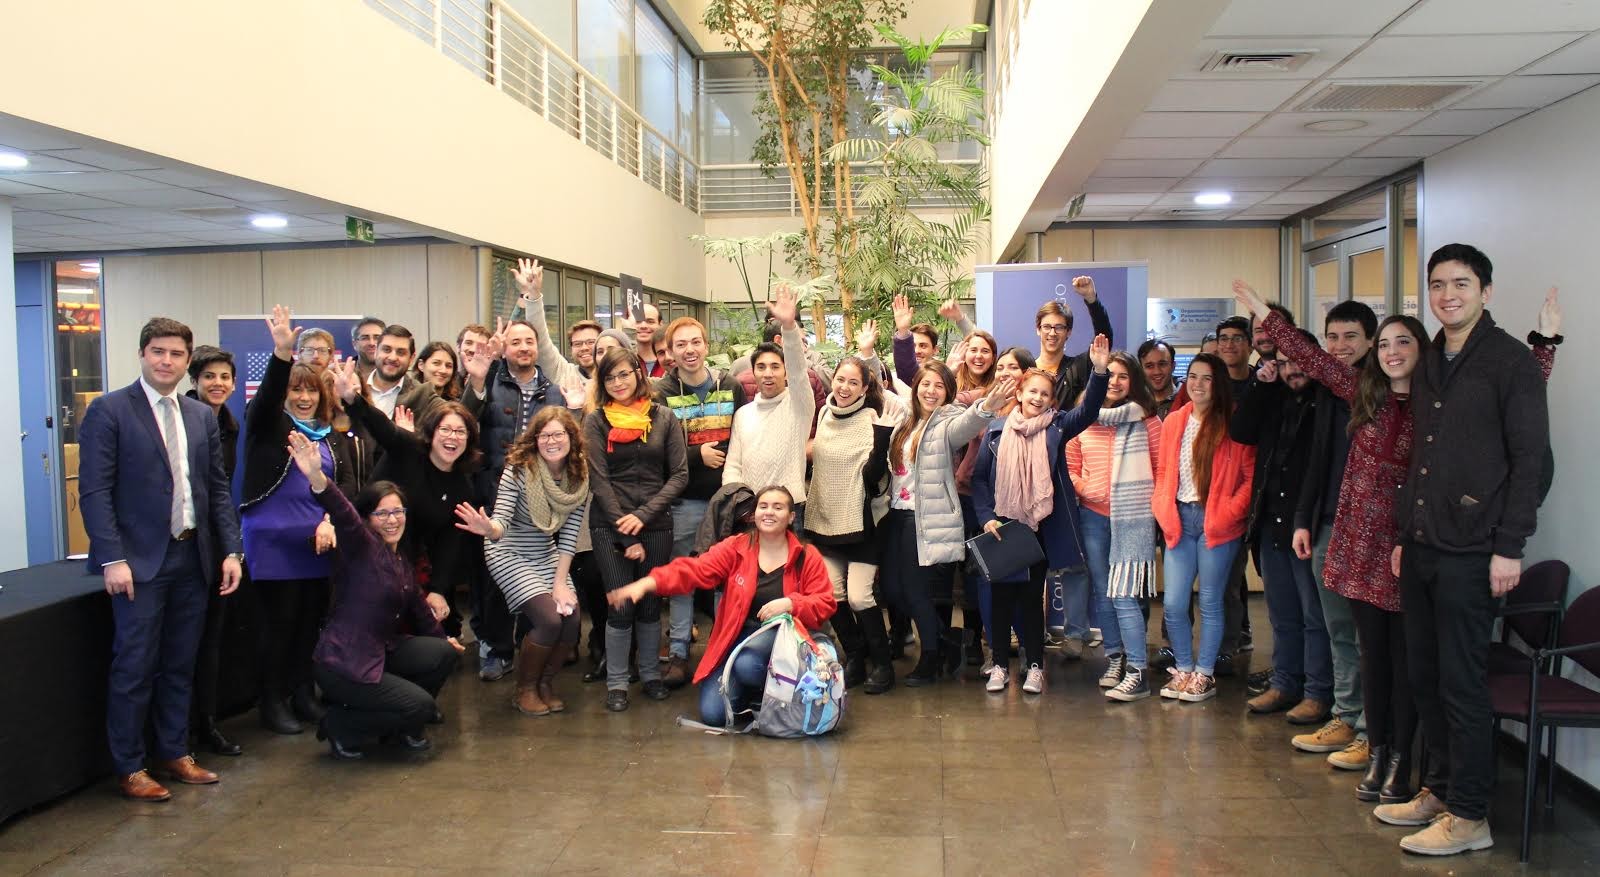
79, 243, 1558, 858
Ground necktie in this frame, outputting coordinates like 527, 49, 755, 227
159, 397, 186, 537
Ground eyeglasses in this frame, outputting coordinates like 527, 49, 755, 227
299, 346, 332, 357
371, 508, 407, 520
1038, 324, 1070, 335
1217, 334, 1249, 344
356, 333, 383, 342
536, 431, 569, 443
436, 426, 469, 438
571, 339, 597, 349
604, 371, 636, 385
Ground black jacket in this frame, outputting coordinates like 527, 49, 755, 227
583, 402, 689, 546
1231, 378, 1320, 550
185, 389, 240, 481
1052, 297, 1116, 411
463, 359, 555, 494
1293, 354, 1365, 539
1397, 311, 1549, 558
240, 354, 358, 508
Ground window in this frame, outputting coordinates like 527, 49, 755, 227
503, 0, 572, 54
635, 0, 677, 141
578, 0, 634, 101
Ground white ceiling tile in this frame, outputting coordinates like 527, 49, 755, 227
1107, 138, 1234, 159
1321, 156, 1418, 176
1249, 111, 1430, 137
196, 185, 299, 202
1153, 191, 1270, 208
1450, 74, 1600, 109
1388, 0, 1600, 35
0, 126, 82, 151
30, 147, 164, 172
1261, 191, 1341, 206
1526, 32, 1600, 74
1288, 176, 1384, 192
1125, 112, 1265, 138
0, 178, 54, 196
1195, 157, 1339, 177
11, 213, 105, 229
1219, 136, 1378, 158
1356, 134, 1472, 156
0, 154, 102, 174
0, 171, 175, 194
1235, 206, 1296, 218
1404, 107, 1532, 135
1093, 158, 1208, 177
1207, 0, 1417, 37
12, 193, 130, 210
1170, 176, 1305, 192
1145, 79, 1309, 112
92, 188, 239, 208
186, 229, 296, 243
126, 168, 237, 188
1080, 177, 1182, 193
1336, 34, 1581, 78
1082, 193, 1162, 207
1174, 38, 1369, 81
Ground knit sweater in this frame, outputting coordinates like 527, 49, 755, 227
804, 399, 892, 544
654, 367, 746, 501
1066, 414, 1164, 517
723, 324, 816, 502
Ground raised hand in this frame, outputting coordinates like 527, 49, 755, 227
1231, 279, 1269, 321
462, 349, 491, 388
1256, 358, 1279, 384
938, 297, 963, 321
266, 304, 300, 359
854, 318, 879, 355
891, 293, 913, 335
513, 257, 543, 300
1071, 276, 1097, 303
332, 357, 361, 403
393, 406, 415, 433
287, 432, 326, 490
768, 282, 799, 329
982, 376, 1018, 412
1088, 333, 1111, 372
488, 317, 508, 360
453, 502, 499, 539
1538, 287, 1562, 337
561, 380, 587, 409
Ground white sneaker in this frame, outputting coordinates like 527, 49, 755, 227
985, 665, 1009, 692
1022, 665, 1045, 694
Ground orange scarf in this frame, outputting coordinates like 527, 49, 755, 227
603, 398, 653, 452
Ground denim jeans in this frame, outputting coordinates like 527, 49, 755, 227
1161, 502, 1240, 676
1258, 542, 1332, 702
698, 623, 776, 727
1081, 508, 1149, 670
1048, 570, 1093, 639
1313, 525, 1365, 732
668, 499, 710, 659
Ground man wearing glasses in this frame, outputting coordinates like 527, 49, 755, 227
295, 329, 336, 373
351, 317, 386, 382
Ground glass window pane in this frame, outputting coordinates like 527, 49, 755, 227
1400, 179, 1420, 319
567, 274, 594, 330
1310, 256, 1339, 329
578, 0, 633, 102
678, 42, 696, 155
635, 1, 676, 143
1349, 246, 1387, 319
503, 0, 573, 54
594, 282, 614, 329
1309, 190, 1385, 241
56, 259, 105, 558
702, 57, 761, 165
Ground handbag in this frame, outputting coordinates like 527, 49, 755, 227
964, 520, 1045, 583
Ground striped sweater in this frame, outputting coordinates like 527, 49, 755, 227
654, 368, 747, 501
1065, 415, 1164, 518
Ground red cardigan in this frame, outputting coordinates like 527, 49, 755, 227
651, 531, 836, 683
1152, 403, 1256, 550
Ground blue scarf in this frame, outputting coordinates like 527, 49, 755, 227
290, 414, 331, 441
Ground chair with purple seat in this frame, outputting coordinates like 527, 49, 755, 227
1489, 559, 1570, 677
1489, 584, 1600, 863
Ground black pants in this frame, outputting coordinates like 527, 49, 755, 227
190, 582, 233, 719
469, 562, 516, 661
315, 637, 458, 745
1219, 545, 1251, 654
518, 593, 581, 649
592, 529, 673, 627
255, 577, 327, 701
570, 550, 608, 653
990, 562, 1046, 670
1350, 599, 1416, 750
878, 509, 953, 659
1400, 545, 1497, 821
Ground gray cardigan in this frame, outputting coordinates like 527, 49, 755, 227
897, 400, 999, 565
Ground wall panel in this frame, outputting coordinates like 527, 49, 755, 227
103, 252, 264, 389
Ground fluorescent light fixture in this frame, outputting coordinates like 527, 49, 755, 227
250, 214, 289, 229
1304, 119, 1368, 132
0, 151, 28, 170
79, 261, 100, 271
1193, 191, 1233, 206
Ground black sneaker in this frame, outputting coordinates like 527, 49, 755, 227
605, 690, 629, 712
1214, 652, 1236, 677
1105, 667, 1151, 702
904, 654, 941, 687
642, 679, 670, 701
1246, 669, 1272, 695
1152, 646, 1177, 669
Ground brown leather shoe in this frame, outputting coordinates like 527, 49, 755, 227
1286, 698, 1332, 726
662, 656, 689, 690
119, 770, 172, 802
1247, 687, 1296, 714
156, 755, 219, 785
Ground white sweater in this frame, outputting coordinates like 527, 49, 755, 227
723, 324, 816, 502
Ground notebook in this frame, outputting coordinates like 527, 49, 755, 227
964, 520, 1045, 582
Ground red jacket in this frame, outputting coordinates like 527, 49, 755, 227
1152, 403, 1256, 550
651, 531, 836, 683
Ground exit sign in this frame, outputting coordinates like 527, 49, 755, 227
346, 216, 375, 243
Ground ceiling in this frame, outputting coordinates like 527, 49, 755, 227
1066, 0, 1600, 223
0, 114, 444, 254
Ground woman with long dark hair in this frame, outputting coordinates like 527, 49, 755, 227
1153, 353, 1255, 704
457, 406, 590, 716
585, 346, 688, 712
288, 433, 465, 760
413, 341, 461, 402
242, 307, 358, 735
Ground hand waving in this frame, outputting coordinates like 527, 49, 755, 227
453, 502, 499, 539
332, 356, 361, 403
1538, 287, 1562, 337
513, 257, 544, 300
266, 304, 300, 359
1231, 279, 1269, 321
938, 297, 963, 321
891, 293, 913, 334
286, 432, 327, 491
854, 318, 879, 355
1088, 333, 1111, 372
768, 282, 799, 329
1071, 276, 1097, 303
393, 406, 415, 433
982, 376, 1018, 412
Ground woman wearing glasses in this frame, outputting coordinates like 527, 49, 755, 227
287, 433, 466, 760
585, 346, 688, 712
457, 407, 590, 716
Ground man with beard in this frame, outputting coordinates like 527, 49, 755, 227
351, 317, 385, 382
1137, 338, 1179, 418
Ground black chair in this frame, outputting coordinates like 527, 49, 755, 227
1489, 560, 1570, 677
1489, 585, 1600, 863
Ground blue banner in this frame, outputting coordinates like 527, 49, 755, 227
975, 262, 1148, 355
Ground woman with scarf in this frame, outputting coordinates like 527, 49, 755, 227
241, 306, 358, 735
971, 335, 1110, 694
584, 347, 688, 712
1066, 351, 1164, 702
803, 354, 900, 693
457, 406, 590, 716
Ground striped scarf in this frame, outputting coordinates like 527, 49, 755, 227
1098, 402, 1157, 597
603, 399, 653, 452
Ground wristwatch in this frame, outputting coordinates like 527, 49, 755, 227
229, 552, 246, 565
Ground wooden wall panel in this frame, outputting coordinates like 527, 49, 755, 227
103, 251, 263, 389
426, 244, 481, 344
262, 245, 430, 338
1089, 227, 1280, 302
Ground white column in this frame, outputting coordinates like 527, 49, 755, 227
0, 197, 28, 571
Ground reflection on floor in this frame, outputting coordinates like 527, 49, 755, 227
3, 604, 1599, 876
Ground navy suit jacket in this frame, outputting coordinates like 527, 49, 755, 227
79, 379, 243, 583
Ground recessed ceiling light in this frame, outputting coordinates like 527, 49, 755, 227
0, 151, 28, 170
250, 215, 289, 229
1304, 119, 1368, 132
1194, 191, 1233, 206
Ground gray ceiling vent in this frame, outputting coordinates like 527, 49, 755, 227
1200, 50, 1317, 73
1297, 81, 1479, 112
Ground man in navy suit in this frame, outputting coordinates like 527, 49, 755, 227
79, 317, 244, 802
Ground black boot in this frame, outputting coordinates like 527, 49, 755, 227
196, 716, 242, 756
904, 651, 941, 687
291, 682, 326, 723
1355, 743, 1390, 802
582, 649, 606, 683
830, 610, 867, 689
259, 695, 303, 735
858, 609, 895, 694
888, 608, 911, 660
940, 629, 970, 679
1379, 748, 1414, 805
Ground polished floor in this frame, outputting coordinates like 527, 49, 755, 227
3, 603, 1599, 876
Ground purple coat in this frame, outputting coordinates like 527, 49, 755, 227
311, 486, 445, 684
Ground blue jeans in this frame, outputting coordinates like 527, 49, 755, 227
668, 499, 709, 659
698, 623, 777, 726
1048, 570, 1092, 639
1161, 503, 1240, 676
1082, 508, 1149, 670
1259, 542, 1332, 702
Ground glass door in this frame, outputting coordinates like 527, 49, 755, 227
54, 259, 106, 558
1303, 228, 1388, 327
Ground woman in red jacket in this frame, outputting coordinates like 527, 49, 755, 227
1153, 353, 1255, 704
606, 486, 836, 726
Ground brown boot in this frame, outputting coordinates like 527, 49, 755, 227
539, 650, 566, 713
512, 644, 552, 716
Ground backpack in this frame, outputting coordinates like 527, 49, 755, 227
678, 614, 846, 738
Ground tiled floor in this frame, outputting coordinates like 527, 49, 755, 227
3, 606, 1599, 876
